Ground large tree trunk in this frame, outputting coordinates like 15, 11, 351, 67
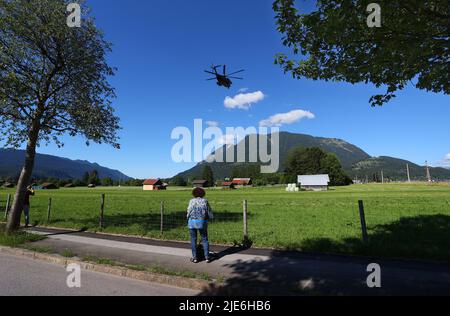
5, 121, 40, 234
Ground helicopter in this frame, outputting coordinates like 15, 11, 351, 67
205, 65, 244, 89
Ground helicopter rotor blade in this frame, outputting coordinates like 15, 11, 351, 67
229, 77, 243, 80
206, 78, 217, 81
223, 65, 226, 75
204, 70, 216, 75
228, 69, 245, 76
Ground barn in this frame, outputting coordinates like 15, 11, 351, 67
222, 181, 235, 189
232, 178, 253, 187
192, 180, 208, 188
2, 182, 14, 188
298, 175, 330, 192
41, 183, 58, 190
143, 179, 165, 191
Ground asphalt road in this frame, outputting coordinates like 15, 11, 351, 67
0, 253, 199, 296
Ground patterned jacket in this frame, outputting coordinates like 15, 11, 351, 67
187, 198, 214, 220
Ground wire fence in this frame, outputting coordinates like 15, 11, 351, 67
1, 190, 449, 258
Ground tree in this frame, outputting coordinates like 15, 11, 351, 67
320, 153, 353, 186
89, 170, 100, 186
171, 176, 187, 187
202, 165, 214, 187
284, 147, 325, 176
273, 0, 449, 106
231, 164, 261, 180
1, 0, 120, 233
101, 177, 113, 187
284, 147, 351, 186
81, 172, 90, 186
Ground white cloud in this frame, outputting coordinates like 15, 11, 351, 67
238, 88, 249, 93
205, 121, 219, 127
437, 154, 450, 168
259, 109, 315, 127
224, 91, 265, 110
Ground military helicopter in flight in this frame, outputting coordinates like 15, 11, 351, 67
205, 65, 244, 89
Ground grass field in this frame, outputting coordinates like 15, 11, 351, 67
1, 183, 450, 261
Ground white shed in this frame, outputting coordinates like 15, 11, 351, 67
298, 175, 330, 191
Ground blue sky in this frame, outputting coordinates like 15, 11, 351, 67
24, 0, 450, 178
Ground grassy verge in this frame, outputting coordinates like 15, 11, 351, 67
0, 224, 45, 247
80, 255, 217, 282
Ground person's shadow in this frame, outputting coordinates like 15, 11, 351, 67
207, 239, 253, 262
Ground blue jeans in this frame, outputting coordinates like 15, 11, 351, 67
189, 228, 210, 260
23, 205, 30, 226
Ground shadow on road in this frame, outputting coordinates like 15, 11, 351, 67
199, 215, 450, 296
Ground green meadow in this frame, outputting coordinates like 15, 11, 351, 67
1, 183, 450, 261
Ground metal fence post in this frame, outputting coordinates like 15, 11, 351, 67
4, 194, 11, 221
160, 201, 164, 235
47, 198, 52, 223
243, 200, 249, 244
358, 200, 369, 243
99, 194, 105, 230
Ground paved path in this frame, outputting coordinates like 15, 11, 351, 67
0, 252, 199, 296
25, 227, 450, 295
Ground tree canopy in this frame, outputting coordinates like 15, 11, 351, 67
202, 165, 214, 187
0, 0, 120, 148
284, 147, 352, 186
273, 0, 449, 106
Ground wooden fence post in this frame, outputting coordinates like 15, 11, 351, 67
160, 201, 164, 235
99, 194, 105, 230
243, 200, 249, 244
358, 200, 369, 243
47, 198, 52, 223
4, 194, 11, 220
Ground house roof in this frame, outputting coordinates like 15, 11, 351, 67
298, 175, 330, 186
222, 182, 234, 186
42, 182, 57, 187
192, 180, 208, 184
143, 179, 162, 186
232, 178, 252, 185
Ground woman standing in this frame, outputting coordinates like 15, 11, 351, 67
187, 187, 213, 263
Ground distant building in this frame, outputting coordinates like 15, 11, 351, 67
64, 183, 75, 188
87, 184, 96, 189
2, 182, 14, 188
192, 180, 209, 188
232, 178, 253, 187
41, 183, 58, 190
143, 179, 165, 191
298, 175, 330, 192
222, 181, 236, 189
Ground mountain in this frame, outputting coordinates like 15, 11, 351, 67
351, 156, 450, 181
0, 149, 132, 181
175, 132, 450, 181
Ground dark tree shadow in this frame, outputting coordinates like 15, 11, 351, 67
199, 215, 450, 296
48, 211, 247, 233
298, 215, 450, 262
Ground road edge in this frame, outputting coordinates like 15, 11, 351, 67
0, 245, 214, 292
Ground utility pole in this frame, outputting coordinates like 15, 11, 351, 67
406, 164, 411, 183
381, 170, 384, 184
425, 161, 432, 183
